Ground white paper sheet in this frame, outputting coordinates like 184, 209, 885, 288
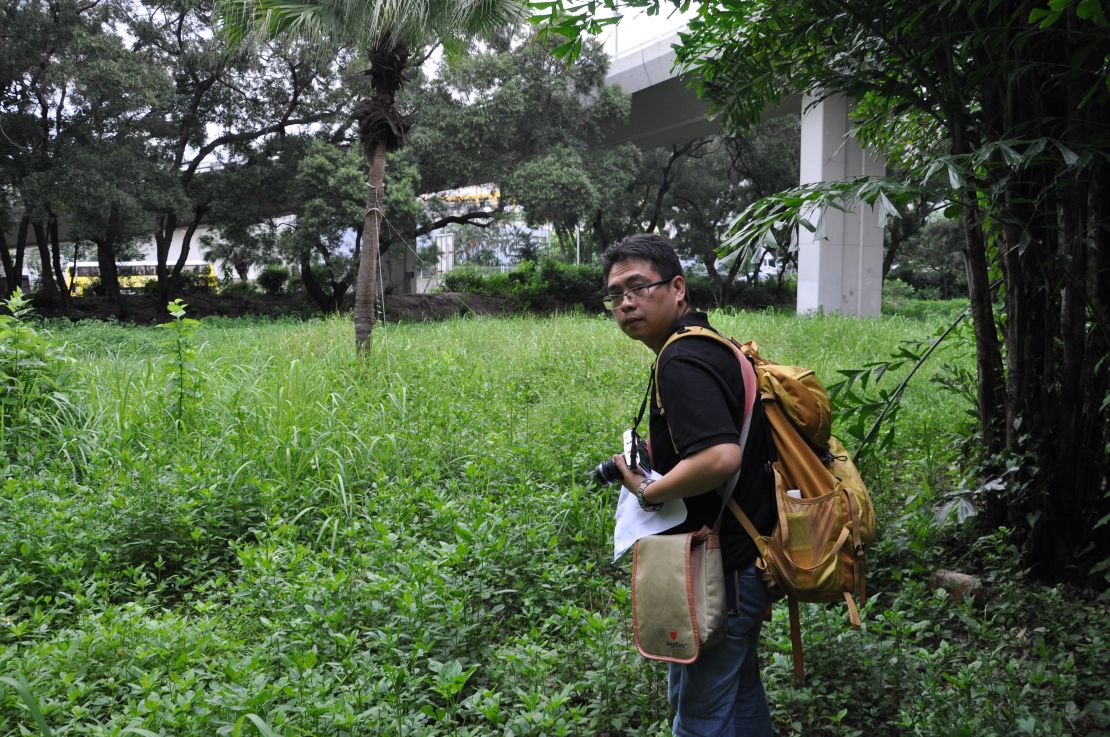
612, 471, 688, 561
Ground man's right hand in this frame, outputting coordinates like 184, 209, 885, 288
613, 453, 647, 495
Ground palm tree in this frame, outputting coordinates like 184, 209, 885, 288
217, 0, 525, 350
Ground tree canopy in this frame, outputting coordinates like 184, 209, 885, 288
217, 0, 528, 349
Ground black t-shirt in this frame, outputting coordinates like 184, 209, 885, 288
647, 311, 777, 571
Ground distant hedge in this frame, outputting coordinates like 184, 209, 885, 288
442, 259, 604, 312
442, 259, 793, 313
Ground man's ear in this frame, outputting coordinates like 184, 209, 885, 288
672, 275, 687, 305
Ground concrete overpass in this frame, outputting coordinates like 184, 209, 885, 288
605, 32, 885, 317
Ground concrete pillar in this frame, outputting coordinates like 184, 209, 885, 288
796, 94, 886, 316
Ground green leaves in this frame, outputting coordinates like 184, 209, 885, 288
219, 0, 528, 58
235, 713, 283, 737
827, 305, 973, 461
0, 289, 79, 463
1030, 0, 1109, 28
156, 300, 203, 432
718, 175, 922, 269
529, 1, 624, 60
428, 659, 480, 701
2, 313, 1105, 736
0, 675, 53, 737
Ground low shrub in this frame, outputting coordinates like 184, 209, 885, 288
536, 259, 602, 309
684, 273, 720, 308
0, 289, 80, 461
685, 274, 793, 310
442, 260, 795, 314
443, 260, 605, 312
221, 280, 261, 297
136, 271, 212, 296
256, 266, 290, 296
442, 264, 499, 294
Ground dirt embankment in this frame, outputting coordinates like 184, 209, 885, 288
26, 291, 513, 324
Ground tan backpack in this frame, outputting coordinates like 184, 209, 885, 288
656, 326, 876, 681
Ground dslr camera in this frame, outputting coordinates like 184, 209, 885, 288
594, 430, 652, 484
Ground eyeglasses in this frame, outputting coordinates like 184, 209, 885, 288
602, 277, 674, 308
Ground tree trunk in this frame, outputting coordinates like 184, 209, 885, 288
702, 252, 724, 297
1024, 175, 1088, 578
13, 215, 29, 294
332, 279, 351, 309
592, 210, 608, 255
350, 223, 363, 286
747, 245, 768, 284
156, 213, 177, 306
354, 139, 387, 350
1096, 165, 1110, 327
883, 200, 926, 279
553, 225, 575, 262
0, 231, 12, 300
301, 249, 337, 312
725, 248, 749, 304
32, 222, 59, 303
170, 205, 208, 296
94, 237, 125, 310
48, 217, 70, 312
959, 208, 1005, 457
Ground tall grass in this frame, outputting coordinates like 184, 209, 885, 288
0, 311, 1103, 736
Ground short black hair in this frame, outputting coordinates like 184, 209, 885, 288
602, 233, 684, 281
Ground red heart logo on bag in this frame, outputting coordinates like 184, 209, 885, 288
669, 630, 678, 641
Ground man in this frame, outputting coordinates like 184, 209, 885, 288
604, 233, 777, 737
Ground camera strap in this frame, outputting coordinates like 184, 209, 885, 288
632, 369, 653, 434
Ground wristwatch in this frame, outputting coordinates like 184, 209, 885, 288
634, 478, 664, 512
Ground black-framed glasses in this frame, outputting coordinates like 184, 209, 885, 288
602, 277, 674, 308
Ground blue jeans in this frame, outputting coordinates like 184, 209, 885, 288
668, 563, 773, 737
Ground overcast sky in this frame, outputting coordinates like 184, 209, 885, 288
600, 5, 695, 58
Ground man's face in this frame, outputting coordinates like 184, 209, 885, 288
606, 257, 686, 353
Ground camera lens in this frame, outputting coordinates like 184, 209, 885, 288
594, 458, 623, 484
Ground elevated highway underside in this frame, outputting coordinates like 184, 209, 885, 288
606, 33, 885, 317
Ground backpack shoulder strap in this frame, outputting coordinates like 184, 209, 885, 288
654, 326, 757, 425
655, 326, 759, 530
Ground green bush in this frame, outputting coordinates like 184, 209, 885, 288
136, 271, 212, 296
443, 259, 604, 312
684, 274, 792, 310
684, 273, 720, 308
444, 260, 791, 313
442, 264, 499, 294
537, 259, 602, 309
256, 266, 290, 296
0, 289, 79, 460
221, 280, 260, 297
735, 279, 791, 309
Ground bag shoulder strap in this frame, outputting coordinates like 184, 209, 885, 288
655, 325, 757, 429
654, 325, 758, 532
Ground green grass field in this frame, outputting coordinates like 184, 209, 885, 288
1, 308, 1105, 736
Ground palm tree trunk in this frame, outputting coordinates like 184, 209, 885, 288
354, 139, 387, 351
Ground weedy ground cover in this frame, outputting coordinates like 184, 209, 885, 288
0, 306, 1105, 736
